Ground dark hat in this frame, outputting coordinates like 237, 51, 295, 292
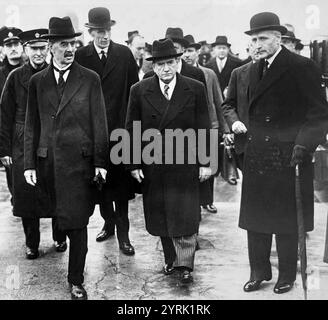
245, 12, 287, 35
146, 38, 183, 62
85, 7, 116, 29
164, 27, 189, 48
184, 35, 201, 50
41, 16, 82, 39
0, 27, 23, 46
125, 30, 139, 44
198, 40, 208, 46
211, 35, 231, 47
282, 30, 300, 42
18, 29, 48, 45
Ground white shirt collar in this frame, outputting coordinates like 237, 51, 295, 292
158, 75, 177, 100
52, 59, 71, 83
177, 59, 182, 74
266, 46, 282, 68
53, 59, 72, 71
93, 42, 109, 56
216, 56, 227, 71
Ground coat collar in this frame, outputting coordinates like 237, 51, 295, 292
41, 61, 83, 114
249, 46, 290, 107
144, 73, 193, 130
19, 62, 48, 90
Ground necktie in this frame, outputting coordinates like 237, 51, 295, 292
163, 84, 170, 100
53, 65, 70, 100
100, 50, 107, 66
262, 60, 269, 79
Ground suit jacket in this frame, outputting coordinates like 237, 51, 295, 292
143, 59, 207, 88
206, 55, 242, 94
222, 62, 252, 154
239, 46, 328, 234
75, 40, 139, 200
24, 62, 109, 230
199, 65, 229, 133
125, 73, 210, 237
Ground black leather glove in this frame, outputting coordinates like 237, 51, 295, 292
290, 145, 312, 167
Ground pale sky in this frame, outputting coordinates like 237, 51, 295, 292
0, 0, 327, 58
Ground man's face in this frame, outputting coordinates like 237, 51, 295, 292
3, 41, 23, 61
25, 41, 48, 67
89, 28, 111, 49
129, 36, 145, 60
248, 41, 260, 62
251, 30, 281, 59
282, 38, 296, 53
50, 38, 76, 66
173, 42, 184, 54
183, 47, 198, 65
213, 45, 229, 59
153, 57, 178, 84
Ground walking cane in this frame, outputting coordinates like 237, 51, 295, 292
295, 164, 308, 300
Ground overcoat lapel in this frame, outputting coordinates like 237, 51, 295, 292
159, 74, 193, 130
102, 41, 119, 80
86, 44, 103, 76
19, 64, 32, 91
40, 65, 60, 112
56, 62, 83, 115
249, 47, 290, 108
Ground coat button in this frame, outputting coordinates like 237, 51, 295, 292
264, 136, 270, 142
248, 135, 252, 141
51, 115, 56, 119
265, 116, 271, 122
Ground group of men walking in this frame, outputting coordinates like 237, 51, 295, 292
0, 7, 327, 300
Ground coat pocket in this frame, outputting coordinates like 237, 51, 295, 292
37, 147, 48, 158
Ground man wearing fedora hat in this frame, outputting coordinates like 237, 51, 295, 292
183, 34, 231, 211
281, 24, 302, 54
126, 38, 211, 285
143, 27, 206, 88
0, 28, 68, 260
206, 35, 242, 97
75, 7, 139, 256
239, 12, 328, 294
24, 16, 109, 300
0, 27, 25, 205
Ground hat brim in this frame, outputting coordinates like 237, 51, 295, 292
245, 25, 287, 36
41, 32, 82, 39
84, 20, 116, 29
282, 35, 300, 42
3, 37, 21, 45
211, 42, 231, 47
146, 52, 183, 62
24, 39, 48, 46
187, 43, 201, 50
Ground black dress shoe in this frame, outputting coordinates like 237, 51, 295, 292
206, 204, 217, 213
69, 283, 87, 300
180, 270, 193, 284
26, 247, 39, 260
273, 282, 294, 294
55, 241, 67, 252
243, 280, 264, 292
163, 263, 175, 275
96, 226, 115, 242
119, 242, 135, 255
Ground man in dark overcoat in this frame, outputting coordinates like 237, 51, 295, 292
240, 12, 328, 294
205, 36, 242, 97
126, 39, 211, 285
0, 29, 67, 260
75, 7, 139, 254
0, 27, 24, 202
24, 17, 109, 300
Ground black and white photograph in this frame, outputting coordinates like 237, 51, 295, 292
0, 0, 328, 307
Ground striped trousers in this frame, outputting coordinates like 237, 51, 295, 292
160, 234, 197, 271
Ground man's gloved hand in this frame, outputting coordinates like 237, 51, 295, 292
223, 133, 234, 146
231, 121, 247, 135
290, 145, 312, 167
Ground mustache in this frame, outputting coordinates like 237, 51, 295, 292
64, 52, 74, 57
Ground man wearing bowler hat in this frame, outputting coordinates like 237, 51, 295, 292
240, 12, 328, 294
24, 16, 109, 300
126, 38, 211, 285
0, 27, 25, 204
143, 27, 206, 89
75, 7, 139, 255
206, 35, 242, 97
0, 28, 67, 260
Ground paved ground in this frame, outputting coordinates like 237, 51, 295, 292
0, 167, 328, 300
